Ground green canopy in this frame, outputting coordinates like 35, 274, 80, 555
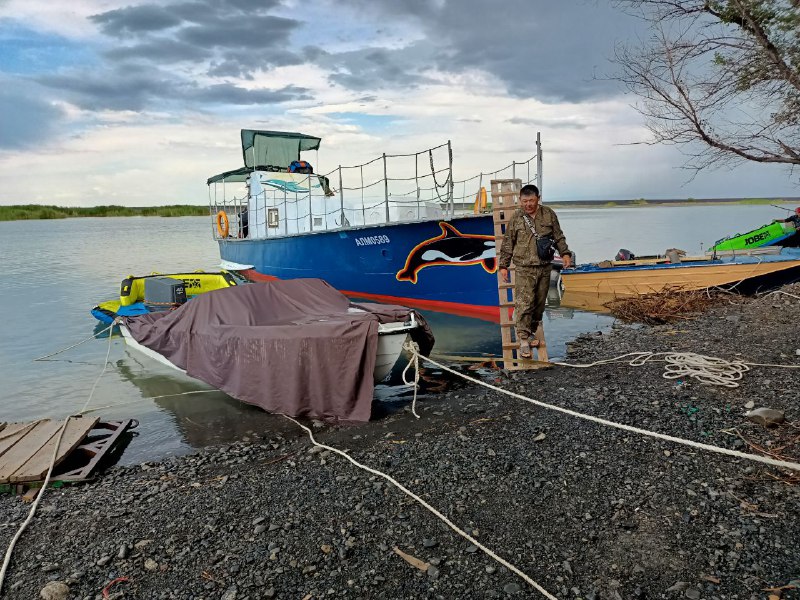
240, 129, 321, 169
206, 167, 252, 185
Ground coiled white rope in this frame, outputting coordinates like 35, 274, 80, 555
549, 351, 760, 388
283, 415, 557, 600
405, 348, 800, 473
0, 322, 118, 593
401, 341, 422, 419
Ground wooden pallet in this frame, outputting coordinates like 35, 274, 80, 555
0, 417, 136, 489
491, 178, 549, 370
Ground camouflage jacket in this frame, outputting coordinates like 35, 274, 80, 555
498, 206, 571, 270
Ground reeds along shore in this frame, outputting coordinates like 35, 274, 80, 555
0, 204, 209, 221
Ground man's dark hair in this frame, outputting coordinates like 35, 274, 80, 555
520, 184, 540, 197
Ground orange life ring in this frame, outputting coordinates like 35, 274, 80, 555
216, 210, 230, 237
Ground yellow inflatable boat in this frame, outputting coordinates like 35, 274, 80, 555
92, 271, 239, 324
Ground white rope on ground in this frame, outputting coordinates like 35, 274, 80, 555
282, 415, 558, 600
401, 341, 422, 419
0, 321, 117, 594
548, 351, 800, 389
759, 290, 800, 301
406, 348, 800, 473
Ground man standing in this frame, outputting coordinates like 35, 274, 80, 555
498, 184, 572, 358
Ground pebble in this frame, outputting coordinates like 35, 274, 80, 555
746, 407, 785, 427
684, 589, 701, 600
96, 555, 111, 567
422, 538, 438, 548
427, 566, 440, 580
221, 585, 238, 600
144, 558, 159, 571
504, 582, 521, 594
666, 581, 690, 593
39, 581, 69, 600
465, 544, 478, 553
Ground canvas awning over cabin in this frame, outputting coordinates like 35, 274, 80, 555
207, 129, 322, 185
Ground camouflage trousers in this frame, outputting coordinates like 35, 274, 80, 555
513, 265, 552, 339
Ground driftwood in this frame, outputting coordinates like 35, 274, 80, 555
603, 287, 725, 325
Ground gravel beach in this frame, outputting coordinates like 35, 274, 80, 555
2, 284, 799, 600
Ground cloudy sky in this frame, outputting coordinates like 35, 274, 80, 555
0, 0, 797, 206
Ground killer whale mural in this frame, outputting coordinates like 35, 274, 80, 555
396, 222, 497, 284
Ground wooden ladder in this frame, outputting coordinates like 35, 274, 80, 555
491, 178, 549, 369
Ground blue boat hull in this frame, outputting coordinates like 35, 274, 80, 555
219, 216, 511, 319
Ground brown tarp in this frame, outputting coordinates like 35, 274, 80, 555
122, 279, 433, 423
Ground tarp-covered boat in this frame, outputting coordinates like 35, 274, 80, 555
119, 279, 434, 423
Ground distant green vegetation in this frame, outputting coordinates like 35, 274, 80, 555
735, 198, 774, 205
0, 204, 209, 221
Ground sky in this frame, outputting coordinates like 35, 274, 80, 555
0, 0, 797, 206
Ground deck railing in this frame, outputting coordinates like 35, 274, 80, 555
209, 136, 541, 240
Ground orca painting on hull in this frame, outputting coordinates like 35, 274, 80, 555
395, 222, 497, 284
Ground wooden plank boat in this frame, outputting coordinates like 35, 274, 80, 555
561, 247, 800, 299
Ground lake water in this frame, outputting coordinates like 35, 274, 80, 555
0, 203, 795, 464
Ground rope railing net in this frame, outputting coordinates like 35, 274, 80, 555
208, 143, 538, 240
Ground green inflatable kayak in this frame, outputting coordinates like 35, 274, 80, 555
710, 221, 797, 252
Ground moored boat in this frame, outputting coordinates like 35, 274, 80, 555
208, 129, 558, 321
708, 219, 799, 252
560, 247, 800, 301
115, 279, 433, 422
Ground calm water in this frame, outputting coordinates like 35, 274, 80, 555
0, 204, 794, 463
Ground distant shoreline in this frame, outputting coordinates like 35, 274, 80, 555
1, 198, 798, 221
545, 197, 800, 209
0, 204, 209, 221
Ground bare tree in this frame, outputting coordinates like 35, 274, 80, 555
612, 0, 800, 176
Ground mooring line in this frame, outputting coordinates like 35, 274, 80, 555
283, 414, 558, 600
404, 346, 800, 473
1, 321, 118, 593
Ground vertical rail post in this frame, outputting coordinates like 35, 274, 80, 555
415, 152, 420, 219
360, 165, 366, 225
338, 166, 345, 228
308, 189, 313, 232
383, 153, 390, 223
536, 131, 543, 194
447, 140, 454, 218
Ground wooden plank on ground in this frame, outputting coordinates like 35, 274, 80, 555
11, 417, 99, 483
0, 421, 62, 484
0, 423, 38, 459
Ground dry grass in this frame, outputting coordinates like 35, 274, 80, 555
603, 287, 726, 325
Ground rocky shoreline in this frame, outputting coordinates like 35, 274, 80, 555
2, 285, 799, 600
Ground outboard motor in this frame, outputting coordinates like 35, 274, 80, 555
615, 249, 635, 261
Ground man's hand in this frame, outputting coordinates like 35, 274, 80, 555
562, 254, 572, 269
499, 267, 509, 282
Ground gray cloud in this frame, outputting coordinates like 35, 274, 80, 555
34, 0, 308, 112
0, 84, 65, 150
38, 64, 310, 111
88, 0, 303, 79
90, 5, 183, 36
315, 42, 436, 91
507, 116, 588, 130
315, 0, 639, 102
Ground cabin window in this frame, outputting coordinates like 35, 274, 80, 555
267, 208, 280, 228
